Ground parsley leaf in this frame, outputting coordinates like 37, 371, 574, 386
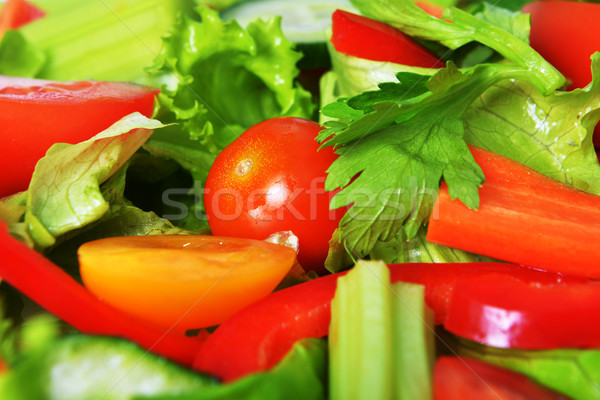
319, 63, 539, 259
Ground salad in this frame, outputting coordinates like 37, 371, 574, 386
0, 0, 600, 398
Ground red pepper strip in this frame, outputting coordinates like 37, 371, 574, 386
446, 273, 600, 349
330, 9, 445, 68
0, 0, 44, 34
434, 356, 566, 400
194, 261, 571, 381
427, 146, 600, 279
0, 222, 202, 366
388, 262, 582, 325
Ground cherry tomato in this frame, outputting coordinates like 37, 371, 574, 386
204, 117, 344, 274
78, 235, 297, 334
330, 9, 445, 68
0, 76, 159, 197
434, 356, 566, 400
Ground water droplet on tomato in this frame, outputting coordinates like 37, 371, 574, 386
236, 158, 253, 176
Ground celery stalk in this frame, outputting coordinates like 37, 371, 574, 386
329, 260, 435, 400
4, 0, 190, 82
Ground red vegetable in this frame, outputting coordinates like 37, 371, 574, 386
388, 262, 580, 325
0, 76, 159, 197
426, 146, 600, 279
445, 273, 600, 349
0, 0, 44, 33
330, 9, 445, 68
523, 1, 599, 91
204, 117, 343, 274
194, 261, 570, 381
0, 222, 202, 367
522, 1, 600, 147
434, 356, 566, 400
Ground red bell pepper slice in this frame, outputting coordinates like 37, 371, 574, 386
427, 146, 600, 279
194, 261, 571, 381
434, 356, 566, 400
0, 222, 202, 367
0, 0, 45, 34
330, 9, 445, 68
445, 273, 600, 349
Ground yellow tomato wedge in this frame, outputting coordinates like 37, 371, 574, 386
78, 235, 297, 334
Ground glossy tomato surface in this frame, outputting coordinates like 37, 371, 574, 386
0, 76, 158, 197
523, 1, 600, 91
78, 235, 296, 334
204, 117, 344, 273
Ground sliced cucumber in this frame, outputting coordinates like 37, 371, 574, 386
0, 335, 214, 400
221, 0, 357, 69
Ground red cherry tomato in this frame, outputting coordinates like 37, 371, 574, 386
330, 9, 445, 68
204, 117, 343, 274
0, 76, 159, 197
434, 356, 566, 400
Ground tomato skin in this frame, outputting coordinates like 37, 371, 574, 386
204, 117, 343, 274
78, 235, 297, 334
434, 356, 565, 400
523, 1, 600, 91
330, 9, 445, 68
0, 76, 159, 197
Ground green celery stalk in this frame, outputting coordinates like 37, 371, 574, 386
329, 260, 435, 400
4, 0, 190, 82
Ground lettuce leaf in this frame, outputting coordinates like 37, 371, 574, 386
2, 113, 171, 250
146, 5, 315, 180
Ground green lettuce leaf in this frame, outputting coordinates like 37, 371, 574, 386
464, 53, 600, 194
146, 5, 314, 175
456, 338, 600, 400
17, 113, 166, 249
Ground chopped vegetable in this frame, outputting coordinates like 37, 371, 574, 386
78, 235, 297, 333
0, 221, 203, 367
427, 146, 600, 278
0, 76, 158, 197
434, 356, 565, 400
0, 0, 44, 35
329, 260, 435, 400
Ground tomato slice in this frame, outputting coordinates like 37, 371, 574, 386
330, 9, 445, 68
0, 76, 158, 197
445, 273, 600, 350
78, 235, 297, 334
434, 356, 566, 400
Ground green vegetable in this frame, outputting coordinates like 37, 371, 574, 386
319, 63, 539, 259
0, 335, 215, 400
0, 0, 191, 82
455, 338, 600, 400
329, 260, 434, 399
0, 113, 188, 251
137, 338, 328, 400
349, 0, 564, 93
221, 0, 357, 69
